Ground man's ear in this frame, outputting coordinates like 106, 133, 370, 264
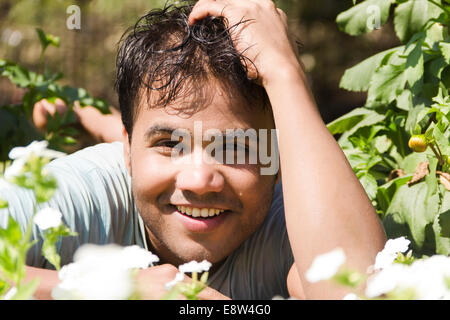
122, 126, 132, 176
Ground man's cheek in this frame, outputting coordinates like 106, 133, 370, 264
132, 157, 173, 193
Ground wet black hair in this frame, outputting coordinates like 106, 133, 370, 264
115, 1, 270, 138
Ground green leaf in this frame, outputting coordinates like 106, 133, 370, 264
42, 234, 61, 271
0, 216, 23, 246
401, 151, 429, 174
359, 172, 378, 200
327, 108, 375, 135
383, 181, 440, 254
368, 63, 407, 104
162, 286, 182, 300
35, 28, 60, 51
344, 110, 387, 138
394, 0, 444, 43
432, 125, 449, 157
439, 42, 450, 64
1, 63, 35, 88
36, 28, 49, 51
404, 37, 424, 87
439, 191, 450, 238
396, 89, 412, 111
336, 0, 392, 36
376, 175, 412, 214
340, 47, 401, 92
10, 278, 39, 300
41, 225, 76, 271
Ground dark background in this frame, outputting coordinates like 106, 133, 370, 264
0, 0, 400, 130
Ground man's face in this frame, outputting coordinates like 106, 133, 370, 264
123, 81, 278, 266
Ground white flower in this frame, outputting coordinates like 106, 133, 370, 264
3, 287, 17, 300
5, 141, 65, 180
343, 293, 360, 300
305, 248, 346, 283
365, 263, 407, 298
52, 262, 134, 300
122, 245, 160, 269
9, 140, 65, 160
4, 158, 26, 180
165, 272, 185, 290
178, 260, 212, 273
33, 207, 62, 230
366, 254, 450, 299
373, 237, 410, 270
51, 244, 160, 300
0, 178, 11, 189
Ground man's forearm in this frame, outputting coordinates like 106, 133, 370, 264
24, 266, 60, 300
265, 67, 387, 299
74, 104, 123, 143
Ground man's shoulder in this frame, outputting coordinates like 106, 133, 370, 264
49, 142, 126, 173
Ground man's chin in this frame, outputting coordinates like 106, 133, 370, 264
169, 240, 234, 266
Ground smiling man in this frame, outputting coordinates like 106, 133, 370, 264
0, 0, 386, 300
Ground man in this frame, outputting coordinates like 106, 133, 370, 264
0, 0, 386, 300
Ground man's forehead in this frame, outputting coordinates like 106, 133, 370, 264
135, 82, 273, 132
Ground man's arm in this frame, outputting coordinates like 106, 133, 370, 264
24, 266, 60, 300
33, 98, 123, 143
264, 63, 387, 299
24, 265, 230, 300
190, 0, 386, 299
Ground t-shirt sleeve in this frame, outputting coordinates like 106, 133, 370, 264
0, 142, 137, 269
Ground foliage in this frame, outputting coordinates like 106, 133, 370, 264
331, 0, 450, 257
0, 143, 75, 299
0, 28, 110, 161
306, 237, 450, 300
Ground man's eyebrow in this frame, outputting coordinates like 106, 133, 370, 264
144, 124, 179, 140
208, 128, 260, 143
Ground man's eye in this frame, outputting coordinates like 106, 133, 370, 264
154, 140, 179, 148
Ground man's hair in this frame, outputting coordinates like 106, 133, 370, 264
115, 1, 270, 137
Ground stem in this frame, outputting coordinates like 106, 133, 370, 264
398, 130, 406, 158
429, 0, 450, 15
192, 272, 198, 283
435, 142, 444, 159
38, 49, 46, 75
429, 143, 445, 166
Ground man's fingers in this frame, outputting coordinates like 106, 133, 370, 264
188, 0, 229, 25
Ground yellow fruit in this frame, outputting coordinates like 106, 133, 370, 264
408, 135, 428, 153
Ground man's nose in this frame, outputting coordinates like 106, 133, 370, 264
175, 163, 225, 195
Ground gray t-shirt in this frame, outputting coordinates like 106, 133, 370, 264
0, 142, 293, 299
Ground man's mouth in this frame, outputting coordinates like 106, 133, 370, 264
175, 205, 227, 219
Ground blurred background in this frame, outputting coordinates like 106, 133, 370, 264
0, 0, 400, 135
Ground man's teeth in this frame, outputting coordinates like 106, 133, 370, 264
176, 206, 225, 218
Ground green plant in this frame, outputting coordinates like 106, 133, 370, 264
0, 141, 76, 300
330, 0, 450, 257
0, 28, 110, 161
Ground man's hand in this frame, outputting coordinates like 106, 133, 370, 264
189, 0, 300, 86
33, 98, 69, 131
32, 98, 123, 143
136, 264, 230, 300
